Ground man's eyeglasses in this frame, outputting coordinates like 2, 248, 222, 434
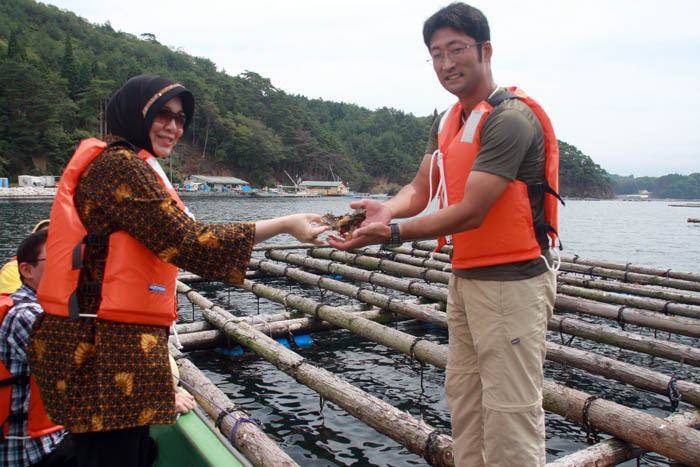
427, 42, 485, 65
154, 108, 187, 129
21, 258, 45, 265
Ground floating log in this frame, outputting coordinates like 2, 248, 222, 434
234, 279, 700, 461
359, 248, 453, 271
192, 280, 700, 465
562, 254, 700, 283
689, 218, 700, 223
179, 264, 700, 465
411, 241, 453, 254
350, 251, 700, 320
555, 295, 700, 338
309, 248, 451, 284
557, 283, 700, 319
371, 248, 700, 316
558, 275, 700, 306
559, 263, 700, 292
234, 278, 448, 369
547, 408, 700, 466
265, 249, 448, 302
174, 304, 377, 335
258, 255, 700, 404
177, 243, 700, 463
179, 269, 265, 283
549, 315, 700, 367
361, 251, 700, 317
288, 250, 700, 366
542, 383, 700, 466
176, 320, 216, 334
409, 241, 700, 288
185, 284, 456, 466
309, 248, 700, 338
168, 344, 298, 466
172, 308, 408, 351
546, 341, 700, 407
367, 245, 452, 265
251, 256, 447, 327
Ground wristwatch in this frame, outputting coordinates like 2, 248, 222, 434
387, 223, 401, 246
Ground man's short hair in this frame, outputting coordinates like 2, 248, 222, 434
17, 230, 48, 275
423, 2, 490, 48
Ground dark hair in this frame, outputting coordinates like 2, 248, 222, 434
17, 230, 48, 281
423, 3, 490, 59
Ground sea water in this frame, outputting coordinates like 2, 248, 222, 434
1, 197, 698, 466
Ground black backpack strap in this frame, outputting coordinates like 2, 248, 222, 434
486, 88, 518, 108
68, 234, 109, 320
0, 375, 29, 388
528, 181, 566, 206
534, 222, 564, 251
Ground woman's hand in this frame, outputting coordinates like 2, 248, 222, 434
285, 213, 329, 245
254, 213, 328, 245
174, 390, 195, 414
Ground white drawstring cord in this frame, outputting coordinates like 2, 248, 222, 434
541, 247, 561, 272
420, 149, 452, 244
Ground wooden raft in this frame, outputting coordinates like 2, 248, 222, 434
172, 242, 700, 467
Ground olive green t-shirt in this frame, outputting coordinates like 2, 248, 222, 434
425, 89, 551, 280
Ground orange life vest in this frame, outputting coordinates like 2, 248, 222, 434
0, 295, 63, 440
37, 138, 186, 326
436, 87, 561, 269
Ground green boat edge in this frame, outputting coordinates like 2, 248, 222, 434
150, 406, 250, 467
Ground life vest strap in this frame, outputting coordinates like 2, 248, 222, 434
69, 234, 108, 320
485, 88, 518, 107
528, 181, 565, 206
68, 281, 102, 321
0, 375, 28, 388
535, 222, 564, 251
72, 234, 110, 271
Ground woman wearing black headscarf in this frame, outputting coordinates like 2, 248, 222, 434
28, 75, 326, 466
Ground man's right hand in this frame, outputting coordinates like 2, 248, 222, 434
350, 199, 392, 227
326, 222, 391, 251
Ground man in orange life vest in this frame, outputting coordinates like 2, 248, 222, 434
0, 230, 76, 466
328, 3, 561, 465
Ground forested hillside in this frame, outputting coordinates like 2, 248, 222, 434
609, 173, 700, 199
1, 0, 615, 197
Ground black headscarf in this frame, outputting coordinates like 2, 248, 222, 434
105, 74, 195, 155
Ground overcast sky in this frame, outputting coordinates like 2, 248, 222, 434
45, 0, 699, 177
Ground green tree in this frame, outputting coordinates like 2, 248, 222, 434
558, 141, 614, 198
7, 29, 26, 61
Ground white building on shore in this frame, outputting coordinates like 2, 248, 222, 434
183, 175, 250, 192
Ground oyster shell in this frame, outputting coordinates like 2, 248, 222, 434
321, 207, 366, 238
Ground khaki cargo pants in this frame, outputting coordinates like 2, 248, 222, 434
445, 269, 556, 466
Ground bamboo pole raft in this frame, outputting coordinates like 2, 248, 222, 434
173, 242, 700, 466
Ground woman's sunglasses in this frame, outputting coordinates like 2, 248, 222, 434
154, 108, 187, 129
